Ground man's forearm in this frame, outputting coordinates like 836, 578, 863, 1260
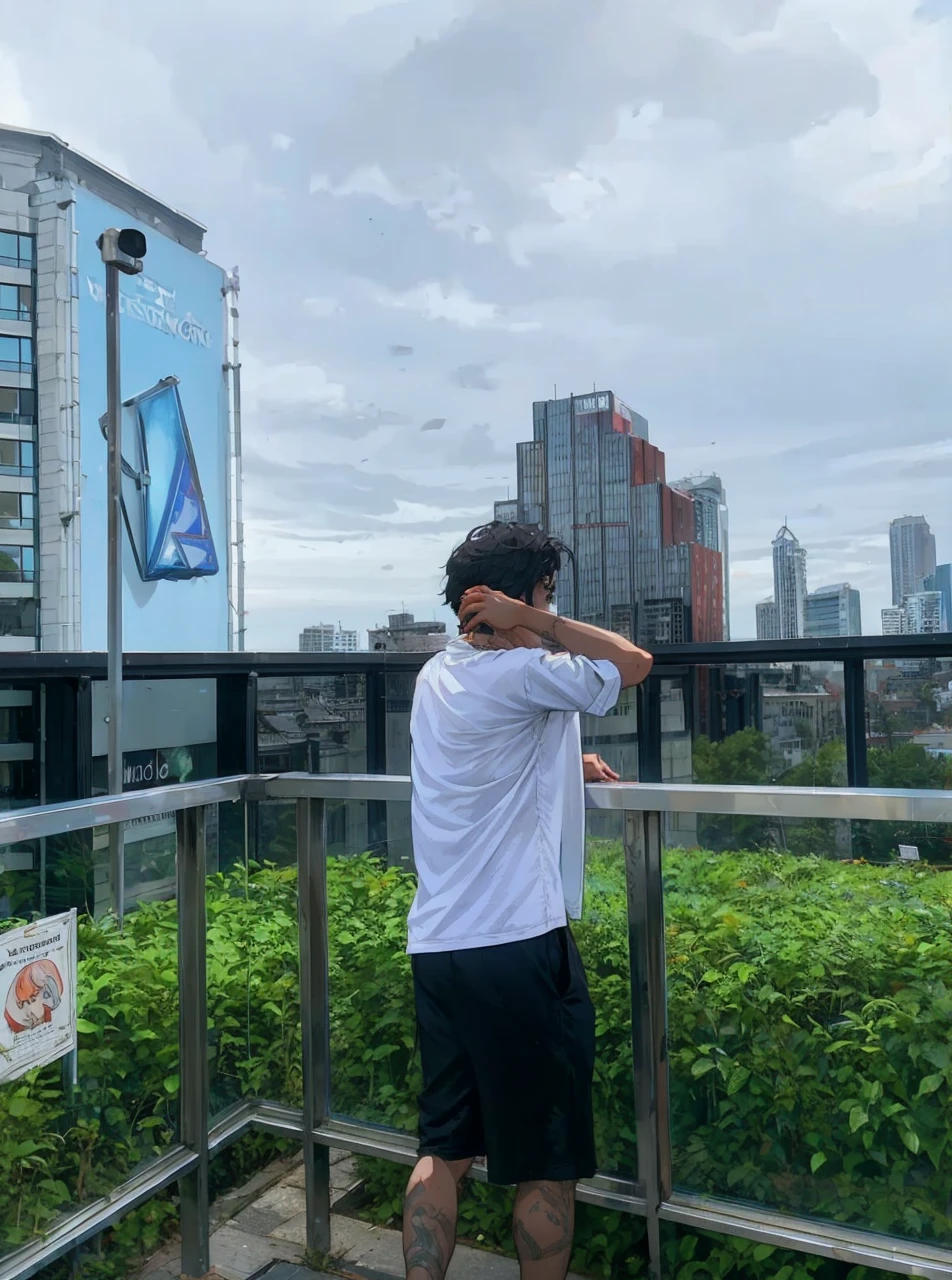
517, 606, 653, 685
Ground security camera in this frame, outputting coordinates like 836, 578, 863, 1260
97, 227, 147, 275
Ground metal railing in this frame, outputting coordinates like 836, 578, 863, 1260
1, 774, 952, 1280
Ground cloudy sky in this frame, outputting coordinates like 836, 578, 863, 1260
2, 0, 951, 646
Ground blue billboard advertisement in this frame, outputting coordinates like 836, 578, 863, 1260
74, 188, 229, 651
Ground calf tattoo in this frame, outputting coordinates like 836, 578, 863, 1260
404, 1182, 454, 1280
514, 1181, 574, 1262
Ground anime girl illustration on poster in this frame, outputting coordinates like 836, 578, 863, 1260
4, 958, 64, 1033
0, 911, 77, 1083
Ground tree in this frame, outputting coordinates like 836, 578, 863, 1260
692, 729, 775, 851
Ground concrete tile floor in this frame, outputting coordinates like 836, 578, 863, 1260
137, 1150, 584, 1280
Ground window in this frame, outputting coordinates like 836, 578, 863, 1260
0, 387, 35, 424
0, 545, 34, 583
0, 232, 34, 270
0, 335, 33, 372
0, 283, 32, 321
0, 598, 36, 638
0, 492, 33, 530
0, 440, 34, 476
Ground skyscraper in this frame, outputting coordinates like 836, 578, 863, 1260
500, 390, 724, 644
673, 474, 730, 639
756, 599, 781, 641
890, 516, 936, 607
771, 525, 807, 639
803, 583, 862, 638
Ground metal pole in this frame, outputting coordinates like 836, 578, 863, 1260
843, 656, 869, 788
177, 806, 210, 1277
104, 262, 124, 923
626, 808, 670, 1280
297, 797, 332, 1255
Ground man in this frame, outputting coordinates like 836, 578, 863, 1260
403, 522, 653, 1280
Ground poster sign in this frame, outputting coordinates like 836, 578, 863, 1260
0, 911, 77, 1083
898, 845, 921, 862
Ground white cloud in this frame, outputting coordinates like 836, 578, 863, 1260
303, 296, 342, 318
0, 46, 31, 127
270, 131, 294, 151
508, 103, 738, 265
768, 0, 952, 216
371, 280, 541, 331
241, 352, 347, 413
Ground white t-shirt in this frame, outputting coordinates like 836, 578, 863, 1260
407, 638, 622, 955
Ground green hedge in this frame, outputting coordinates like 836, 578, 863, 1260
2, 846, 950, 1280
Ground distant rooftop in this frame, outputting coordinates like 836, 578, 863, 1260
0, 123, 208, 253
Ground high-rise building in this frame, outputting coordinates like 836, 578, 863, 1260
499, 390, 724, 644
673, 474, 730, 639
890, 516, 936, 607
772, 525, 807, 639
756, 599, 781, 641
882, 592, 945, 636
934, 564, 952, 632
904, 592, 944, 635
881, 607, 905, 636
803, 583, 862, 639
299, 623, 359, 653
0, 124, 240, 654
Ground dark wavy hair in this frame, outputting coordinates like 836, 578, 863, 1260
443, 522, 572, 615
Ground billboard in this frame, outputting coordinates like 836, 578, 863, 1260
74, 188, 229, 651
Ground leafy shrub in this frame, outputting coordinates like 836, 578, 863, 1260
3, 847, 950, 1280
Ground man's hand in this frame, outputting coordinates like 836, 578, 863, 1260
460, 586, 529, 635
583, 754, 620, 783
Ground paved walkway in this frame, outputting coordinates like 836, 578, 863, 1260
138, 1150, 581, 1280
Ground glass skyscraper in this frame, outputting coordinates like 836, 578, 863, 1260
501, 391, 724, 644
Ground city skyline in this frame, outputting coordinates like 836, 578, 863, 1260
1, 5, 948, 650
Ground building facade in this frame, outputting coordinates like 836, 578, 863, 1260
299, 624, 359, 654
499, 390, 724, 645
673, 473, 730, 639
368, 611, 447, 653
772, 525, 807, 640
933, 563, 951, 630
881, 607, 905, 637
0, 125, 240, 655
890, 516, 936, 607
881, 591, 946, 636
0, 126, 242, 917
803, 583, 862, 639
756, 599, 781, 641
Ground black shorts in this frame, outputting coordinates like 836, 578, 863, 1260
411, 926, 596, 1186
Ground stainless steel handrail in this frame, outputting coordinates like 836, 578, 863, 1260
264, 771, 952, 822
0, 777, 245, 845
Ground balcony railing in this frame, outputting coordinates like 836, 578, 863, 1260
1, 773, 951, 1280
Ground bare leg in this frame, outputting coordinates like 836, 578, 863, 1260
513, 1180, 576, 1280
403, 1155, 473, 1280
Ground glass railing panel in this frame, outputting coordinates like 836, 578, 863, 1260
664, 814, 952, 1248
583, 684, 639, 843
688, 660, 848, 791
326, 798, 416, 1135
577, 817, 635, 1180
207, 798, 302, 1120
0, 818, 180, 1260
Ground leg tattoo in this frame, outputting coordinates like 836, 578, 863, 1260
513, 1181, 576, 1277
403, 1156, 472, 1280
